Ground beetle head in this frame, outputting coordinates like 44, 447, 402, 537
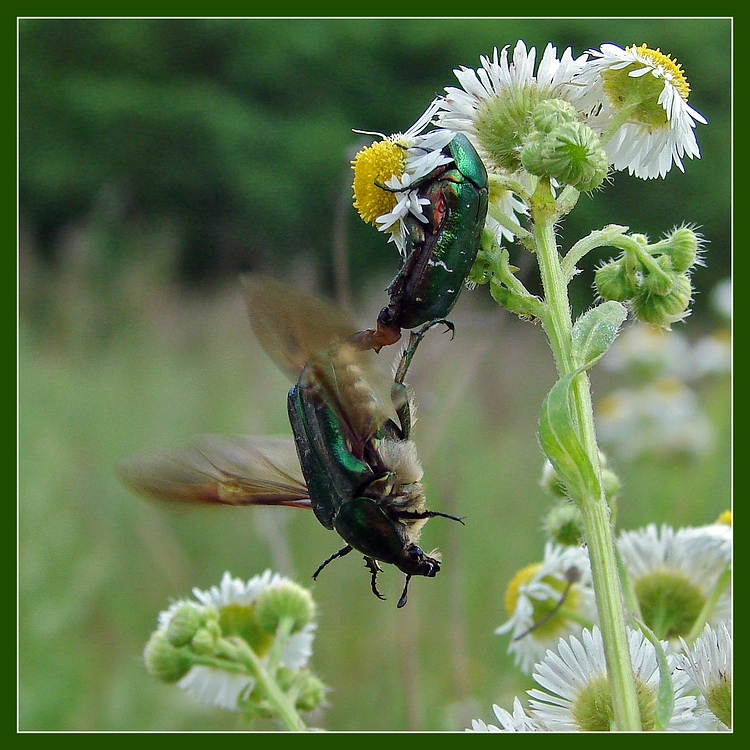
397, 544, 441, 577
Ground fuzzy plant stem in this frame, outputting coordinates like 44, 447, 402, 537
531, 179, 642, 731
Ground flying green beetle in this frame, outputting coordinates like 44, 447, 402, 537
356, 132, 489, 353
118, 277, 462, 607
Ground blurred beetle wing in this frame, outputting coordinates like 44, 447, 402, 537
242, 275, 358, 381
117, 435, 311, 508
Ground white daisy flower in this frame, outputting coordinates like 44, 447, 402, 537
575, 43, 707, 179
677, 621, 732, 729
436, 41, 591, 165
618, 524, 731, 646
528, 626, 702, 731
679, 518, 732, 567
432, 41, 590, 237
157, 571, 317, 711
352, 99, 455, 255
496, 541, 597, 674
467, 698, 541, 732
597, 378, 715, 460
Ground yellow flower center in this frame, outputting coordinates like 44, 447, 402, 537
351, 139, 405, 225
628, 44, 691, 101
717, 509, 731, 526
505, 562, 542, 616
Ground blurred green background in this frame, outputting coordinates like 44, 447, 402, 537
19, 18, 731, 731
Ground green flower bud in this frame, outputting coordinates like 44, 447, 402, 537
601, 468, 621, 499
294, 671, 327, 712
166, 604, 205, 647
594, 261, 636, 301
521, 121, 607, 192
190, 626, 219, 656
531, 99, 579, 133
254, 581, 316, 635
143, 630, 193, 683
667, 227, 700, 273
642, 255, 676, 296
540, 460, 568, 499
631, 274, 693, 327
543, 500, 584, 547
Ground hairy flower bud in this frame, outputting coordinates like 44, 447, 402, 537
594, 261, 636, 301
255, 581, 316, 635
631, 274, 693, 327
166, 604, 205, 647
143, 630, 193, 683
521, 121, 607, 192
667, 227, 700, 273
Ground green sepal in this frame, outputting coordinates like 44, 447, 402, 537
571, 301, 627, 371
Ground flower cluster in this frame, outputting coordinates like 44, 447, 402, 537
594, 226, 704, 329
143, 571, 325, 727
474, 515, 731, 731
351, 41, 706, 257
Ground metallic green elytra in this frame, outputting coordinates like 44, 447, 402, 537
117, 276, 462, 607
360, 133, 489, 352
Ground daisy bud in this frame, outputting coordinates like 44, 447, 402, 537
631, 274, 693, 327
254, 581, 316, 635
143, 630, 193, 683
642, 255, 677, 296
667, 226, 700, 273
543, 500, 585, 547
531, 99, 579, 133
540, 459, 568, 499
166, 604, 205, 647
521, 121, 608, 192
294, 671, 327, 712
601, 467, 621, 499
594, 260, 636, 301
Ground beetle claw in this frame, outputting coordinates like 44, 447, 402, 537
397, 575, 412, 608
364, 557, 386, 600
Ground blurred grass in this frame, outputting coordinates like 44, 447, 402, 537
18, 228, 730, 731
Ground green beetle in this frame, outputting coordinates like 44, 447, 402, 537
118, 277, 461, 607
358, 132, 489, 352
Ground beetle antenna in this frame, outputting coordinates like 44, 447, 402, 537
393, 509, 466, 525
364, 557, 386, 600
312, 544, 353, 580
397, 575, 412, 608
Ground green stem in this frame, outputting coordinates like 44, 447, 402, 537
685, 564, 731, 644
531, 178, 642, 731
229, 637, 307, 731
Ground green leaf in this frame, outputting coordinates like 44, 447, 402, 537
538, 372, 600, 503
635, 616, 674, 731
571, 301, 627, 370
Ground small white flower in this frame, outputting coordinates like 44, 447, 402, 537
575, 43, 707, 179
352, 99, 455, 255
158, 571, 317, 711
467, 698, 540, 732
597, 378, 715, 460
496, 541, 597, 674
528, 626, 701, 731
677, 621, 732, 729
618, 524, 731, 644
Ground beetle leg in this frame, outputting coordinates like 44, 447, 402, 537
397, 575, 412, 608
363, 556, 386, 600
312, 544, 353, 580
